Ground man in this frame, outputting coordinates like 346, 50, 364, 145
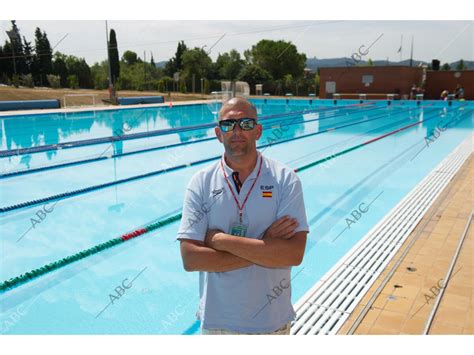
177, 97, 309, 335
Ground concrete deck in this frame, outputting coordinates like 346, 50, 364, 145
338, 154, 473, 334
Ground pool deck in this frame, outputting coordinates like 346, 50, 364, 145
337, 153, 473, 335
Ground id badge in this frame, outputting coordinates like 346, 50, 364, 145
229, 222, 248, 237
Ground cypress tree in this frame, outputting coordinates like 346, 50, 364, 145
108, 29, 120, 84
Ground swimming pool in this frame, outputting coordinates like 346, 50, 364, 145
1, 98, 472, 334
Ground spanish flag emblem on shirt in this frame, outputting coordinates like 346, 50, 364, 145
262, 190, 273, 198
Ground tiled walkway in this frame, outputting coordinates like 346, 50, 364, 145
338, 154, 473, 335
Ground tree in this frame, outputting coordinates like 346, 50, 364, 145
7, 21, 27, 75
456, 59, 467, 70
441, 63, 451, 71
1, 41, 14, 79
34, 27, 53, 86
90, 61, 109, 89
68, 74, 79, 89
367, 58, 374, 66
108, 29, 120, 84
181, 48, 212, 81
215, 49, 244, 80
122, 50, 138, 65
52, 52, 68, 87
244, 40, 306, 80
150, 54, 155, 67
164, 41, 188, 76
22, 36, 34, 76
283, 74, 293, 92
237, 64, 272, 88
60, 55, 93, 88
0, 45, 7, 83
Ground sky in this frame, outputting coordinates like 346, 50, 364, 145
0, 18, 472, 66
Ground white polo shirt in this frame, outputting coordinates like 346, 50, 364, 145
177, 151, 309, 333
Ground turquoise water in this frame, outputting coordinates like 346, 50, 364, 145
0, 99, 472, 334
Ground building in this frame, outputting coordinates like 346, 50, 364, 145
319, 65, 473, 100
319, 66, 423, 99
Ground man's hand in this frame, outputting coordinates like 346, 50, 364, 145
205, 229, 224, 248
263, 216, 299, 240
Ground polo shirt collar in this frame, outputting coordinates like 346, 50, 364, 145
221, 151, 264, 181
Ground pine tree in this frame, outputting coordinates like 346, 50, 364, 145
34, 28, 53, 86
22, 36, 34, 75
150, 54, 155, 68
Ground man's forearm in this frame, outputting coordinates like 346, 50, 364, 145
182, 243, 254, 272
212, 232, 306, 268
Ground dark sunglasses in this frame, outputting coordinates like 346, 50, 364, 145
218, 118, 257, 132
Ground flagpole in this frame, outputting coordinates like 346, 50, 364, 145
105, 21, 116, 103
410, 35, 414, 67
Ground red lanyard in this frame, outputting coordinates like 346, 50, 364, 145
220, 154, 263, 223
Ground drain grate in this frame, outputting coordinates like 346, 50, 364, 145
292, 134, 473, 335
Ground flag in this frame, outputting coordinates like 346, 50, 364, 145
397, 45, 402, 53
262, 191, 273, 198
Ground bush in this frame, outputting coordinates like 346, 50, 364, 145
47, 75, 61, 89
11, 74, 20, 88
67, 75, 79, 89
179, 79, 187, 93
0, 73, 9, 85
20, 74, 35, 88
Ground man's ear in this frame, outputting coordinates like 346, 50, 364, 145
255, 124, 263, 140
215, 126, 223, 143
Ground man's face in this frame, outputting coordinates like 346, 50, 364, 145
215, 103, 262, 158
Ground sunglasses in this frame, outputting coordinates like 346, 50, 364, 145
218, 118, 257, 132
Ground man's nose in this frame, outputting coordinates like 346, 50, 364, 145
231, 123, 246, 135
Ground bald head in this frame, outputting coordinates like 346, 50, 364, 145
218, 97, 257, 121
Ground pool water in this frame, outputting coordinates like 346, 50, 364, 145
0, 99, 472, 334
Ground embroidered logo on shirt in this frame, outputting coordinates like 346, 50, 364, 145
262, 191, 273, 198
212, 188, 223, 197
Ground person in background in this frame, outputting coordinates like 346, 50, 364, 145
440, 90, 449, 101
454, 85, 464, 100
410, 84, 417, 100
